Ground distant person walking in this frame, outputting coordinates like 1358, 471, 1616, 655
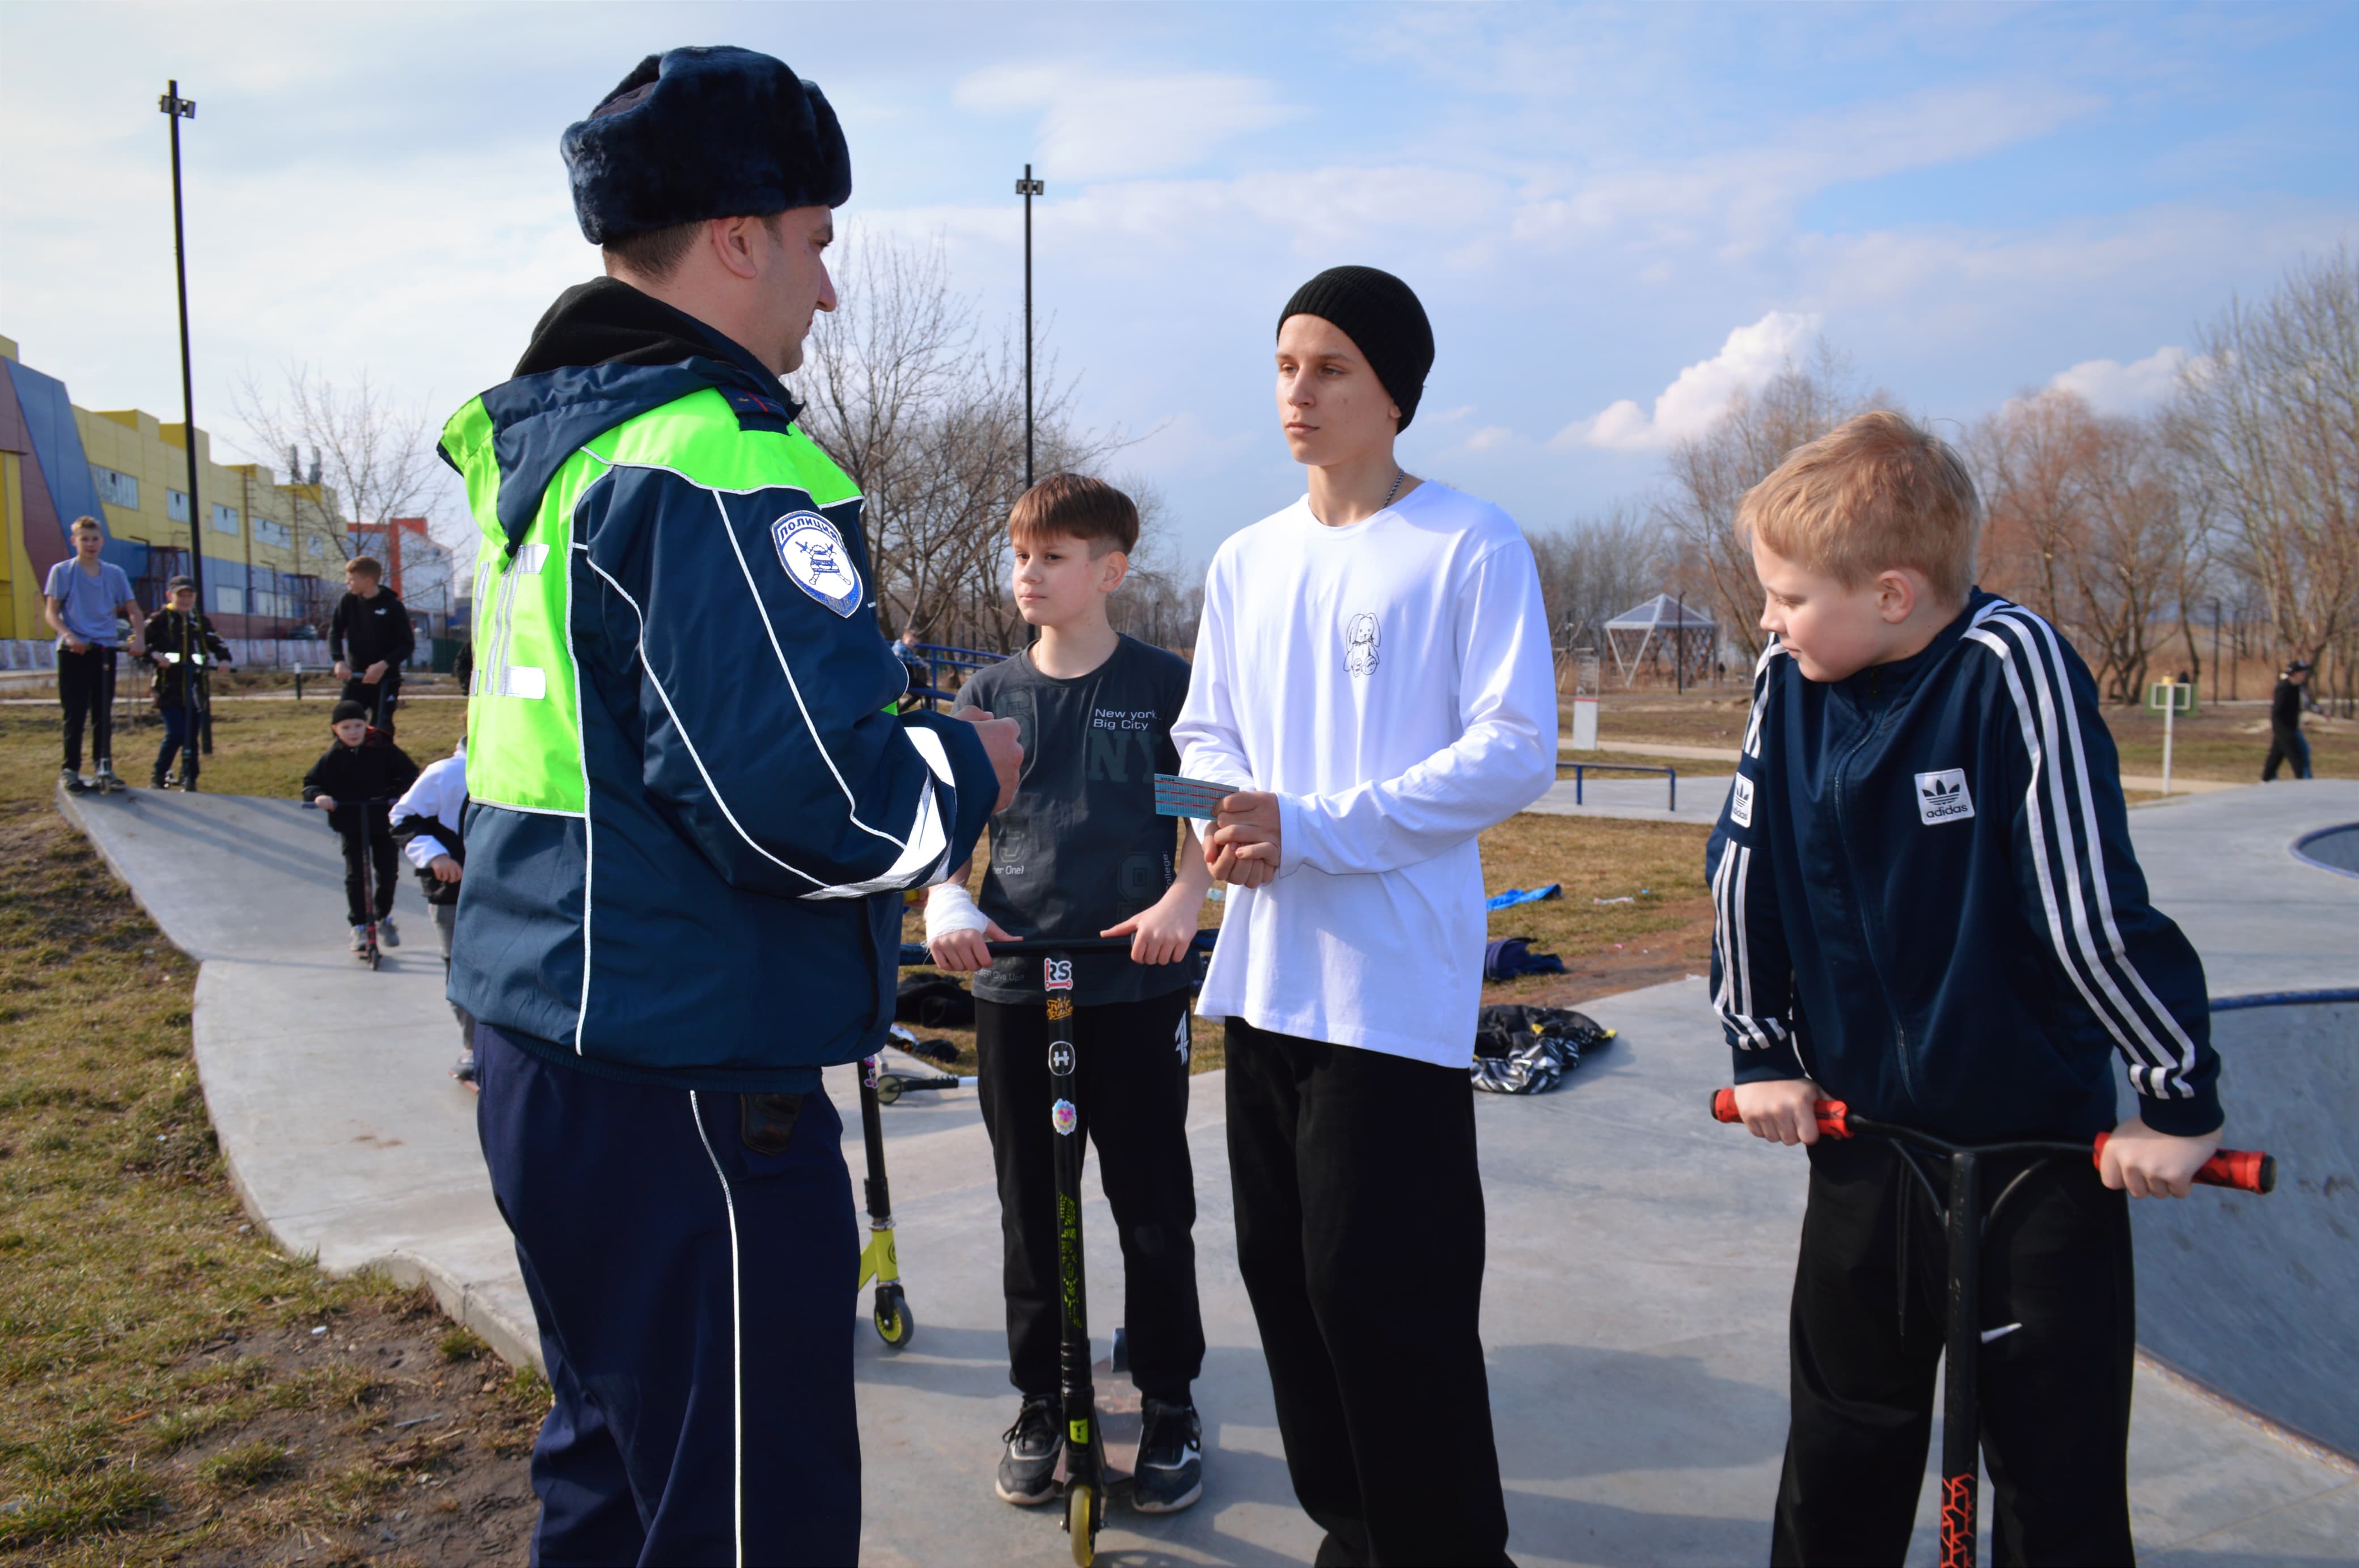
2263, 660, 2319, 781
143, 574, 232, 791
329, 556, 414, 736
43, 515, 145, 794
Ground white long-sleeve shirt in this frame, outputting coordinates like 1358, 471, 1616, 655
1173, 480, 1559, 1065
390, 745, 467, 869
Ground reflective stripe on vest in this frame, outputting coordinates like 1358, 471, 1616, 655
441, 386, 861, 817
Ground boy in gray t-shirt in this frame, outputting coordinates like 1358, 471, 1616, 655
41, 515, 145, 792
927, 475, 1212, 1516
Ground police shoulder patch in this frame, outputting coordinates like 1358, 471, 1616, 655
771, 510, 862, 618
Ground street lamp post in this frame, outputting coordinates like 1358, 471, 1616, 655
160, 79, 213, 754
1014, 163, 1044, 490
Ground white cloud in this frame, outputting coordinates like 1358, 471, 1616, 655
1462, 425, 1515, 452
2047, 346, 2192, 413
953, 65, 1305, 181
1556, 311, 1820, 451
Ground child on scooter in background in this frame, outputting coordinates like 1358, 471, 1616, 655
925, 474, 1214, 1515
303, 700, 420, 955
143, 573, 231, 791
1710, 411, 2227, 1564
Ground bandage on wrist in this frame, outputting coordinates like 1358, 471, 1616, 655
924, 881, 990, 940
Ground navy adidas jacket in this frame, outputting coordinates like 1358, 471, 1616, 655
1708, 591, 2222, 1141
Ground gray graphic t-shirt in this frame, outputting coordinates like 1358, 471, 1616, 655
953, 635, 1194, 1003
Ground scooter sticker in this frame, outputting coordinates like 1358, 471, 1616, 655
1045, 957, 1075, 991
1049, 1041, 1076, 1077
1052, 1098, 1079, 1136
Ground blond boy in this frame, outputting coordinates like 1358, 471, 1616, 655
1710, 411, 2224, 1563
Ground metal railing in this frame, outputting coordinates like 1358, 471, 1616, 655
1557, 758, 1678, 812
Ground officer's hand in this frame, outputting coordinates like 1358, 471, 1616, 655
957, 708, 1024, 813
430, 855, 462, 884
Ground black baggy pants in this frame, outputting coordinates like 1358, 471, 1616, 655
340, 673, 401, 734
2262, 728, 2313, 781
1774, 1135, 2136, 1567
58, 644, 115, 772
1223, 1018, 1511, 1567
338, 818, 399, 926
974, 988, 1204, 1405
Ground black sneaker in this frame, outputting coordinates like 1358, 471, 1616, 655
181, 774, 200, 793
151, 771, 170, 791
451, 1051, 477, 1087
62, 768, 89, 795
995, 1394, 1060, 1507
1132, 1396, 1203, 1513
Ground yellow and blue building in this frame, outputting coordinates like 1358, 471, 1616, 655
1, 332, 344, 641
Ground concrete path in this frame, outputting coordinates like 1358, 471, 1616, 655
60, 780, 2359, 1565
1528, 771, 1734, 824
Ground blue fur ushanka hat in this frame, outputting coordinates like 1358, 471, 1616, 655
562, 46, 851, 244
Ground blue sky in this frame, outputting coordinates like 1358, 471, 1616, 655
4, 2, 2354, 570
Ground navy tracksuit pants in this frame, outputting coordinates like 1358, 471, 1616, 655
475, 1025, 860, 1567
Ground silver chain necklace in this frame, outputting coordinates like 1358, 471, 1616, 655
1383, 468, 1406, 509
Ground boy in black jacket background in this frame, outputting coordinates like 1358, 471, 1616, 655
142, 574, 231, 790
329, 556, 414, 737
1709, 412, 2227, 1565
304, 700, 420, 952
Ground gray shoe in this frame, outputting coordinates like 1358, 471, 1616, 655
378, 914, 400, 948
1131, 1396, 1203, 1513
350, 925, 371, 953
62, 768, 90, 795
994, 1395, 1060, 1506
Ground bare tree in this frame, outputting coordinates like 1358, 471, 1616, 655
1970, 388, 2106, 629
1527, 504, 1667, 652
794, 233, 1133, 653
2170, 251, 2359, 698
231, 365, 454, 629
1654, 343, 1877, 661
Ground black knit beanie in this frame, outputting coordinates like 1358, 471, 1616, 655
1277, 265, 1435, 432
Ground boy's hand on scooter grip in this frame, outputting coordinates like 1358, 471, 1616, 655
311, 795, 337, 812
2098, 1115, 2223, 1199
954, 708, 1025, 812
928, 918, 1012, 974
1103, 892, 1197, 966
1734, 1078, 1823, 1146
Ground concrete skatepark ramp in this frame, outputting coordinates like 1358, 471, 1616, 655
56, 777, 2359, 1564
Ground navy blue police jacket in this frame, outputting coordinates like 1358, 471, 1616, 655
1707, 591, 2222, 1142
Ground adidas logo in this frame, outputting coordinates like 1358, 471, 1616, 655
1916, 769, 1974, 825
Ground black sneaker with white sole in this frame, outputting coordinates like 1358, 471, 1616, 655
1131, 1396, 1203, 1513
995, 1394, 1060, 1506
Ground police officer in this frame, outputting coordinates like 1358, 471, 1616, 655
442, 48, 1021, 1565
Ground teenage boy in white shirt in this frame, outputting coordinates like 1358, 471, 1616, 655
1173, 266, 1558, 1566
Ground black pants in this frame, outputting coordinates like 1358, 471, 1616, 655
974, 988, 1204, 1404
2263, 729, 2312, 781
340, 673, 400, 733
155, 705, 200, 782
58, 645, 116, 771
1223, 1018, 1510, 1567
338, 819, 399, 926
1774, 1135, 2136, 1567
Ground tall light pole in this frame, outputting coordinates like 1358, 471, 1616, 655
1014, 163, 1044, 490
160, 79, 212, 753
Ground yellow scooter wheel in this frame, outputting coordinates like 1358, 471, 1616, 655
1066, 1482, 1095, 1566
872, 1286, 915, 1350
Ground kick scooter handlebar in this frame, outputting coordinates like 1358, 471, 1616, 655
981, 936, 1142, 956
1707, 1087, 2276, 1194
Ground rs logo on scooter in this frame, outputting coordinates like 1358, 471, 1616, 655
1049, 1042, 1076, 1077
1045, 957, 1075, 991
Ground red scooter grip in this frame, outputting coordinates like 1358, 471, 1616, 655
2091, 1133, 2276, 1194
1707, 1087, 1853, 1138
